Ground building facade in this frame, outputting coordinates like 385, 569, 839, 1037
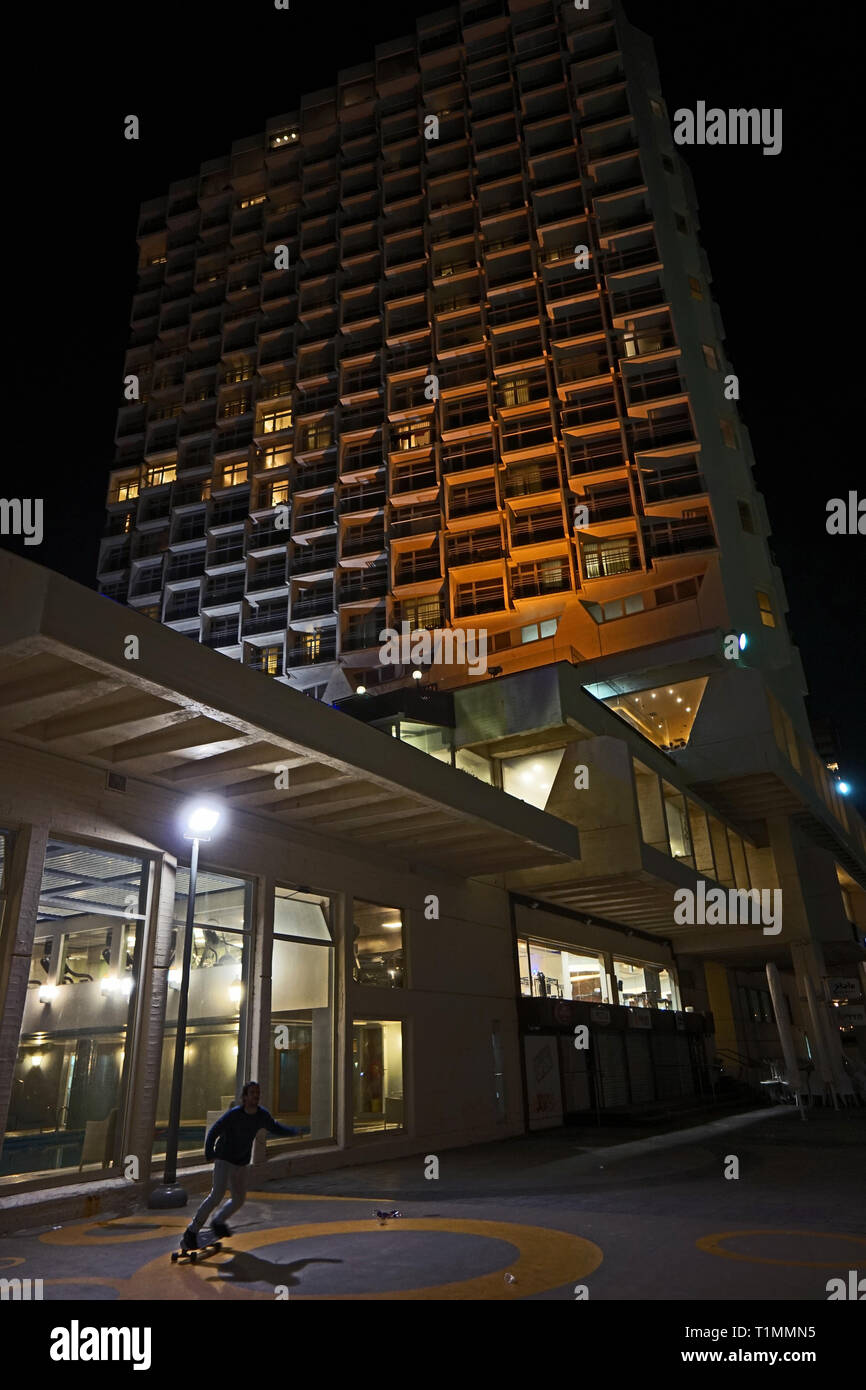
98, 0, 791, 713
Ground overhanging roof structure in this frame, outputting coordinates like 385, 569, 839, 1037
0, 554, 580, 877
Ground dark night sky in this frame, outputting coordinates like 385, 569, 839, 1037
7, 1, 864, 805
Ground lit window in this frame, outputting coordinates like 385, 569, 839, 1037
269, 480, 290, 507
115, 476, 139, 502
222, 462, 248, 488
395, 420, 432, 451
521, 623, 538, 643
261, 410, 293, 434
720, 418, 737, 450
501, 376, 531, 407
352, 900, 404, 989
688, 275, 703, 300
145, 464, 176, 487
650, 98, 664, 119
756, 590, 776, 627
263, 446, 292, 470
239, 194, 267, 210
702, 344, 719, 370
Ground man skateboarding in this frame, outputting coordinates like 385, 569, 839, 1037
182, 1081, 304, 1250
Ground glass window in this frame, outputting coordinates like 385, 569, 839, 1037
756, 590, 776, 627
614, 958, 677, 1010
154, 867, 252, 1160
269, 887, 334, 1142
352, 900, 404, 988
518, 938, 610, 1003
353, 1020, 404, 1132
4, 839, 148, 1180
501, 749, 565, 810
702, 344, 719, 370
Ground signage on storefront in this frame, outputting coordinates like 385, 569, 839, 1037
627, 1008, 652, 1029
834, 1004, 866, 1025
524, 1034, 563, 1130
824, 977, 861, 1000
590, 1006, 611, 1024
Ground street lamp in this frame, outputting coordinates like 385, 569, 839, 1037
149, 799, 223, 1209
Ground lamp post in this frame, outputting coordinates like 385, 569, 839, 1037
149, 800, 222, 1209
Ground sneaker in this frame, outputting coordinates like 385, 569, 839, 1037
211, 1219, 232, 1239
181, 1225, 199, 1251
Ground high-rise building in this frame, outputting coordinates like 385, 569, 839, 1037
96, 0, 866, 1095
99, 0, 793, 715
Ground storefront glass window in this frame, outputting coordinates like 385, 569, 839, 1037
352, 1020, 404, 1132
269, 886, 334, 1142
352, 900, 404, 988
613, 958, 677, 1010
517, 937, 610, 1003
154, 866, 252, 1159
3, 838, 148, 1180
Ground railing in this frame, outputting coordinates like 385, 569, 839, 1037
290, 594, 334, 619
247, 568, 287, 592
203, 628, 239, 647
342, 530, 386, 557
243, 608, 288, 635
511, 519, 565, 544
646, 521, 716, 559
624, 368, 685, 406
391, 468, 438, 494
505, 468, 560, 496
287, 639, 337, 665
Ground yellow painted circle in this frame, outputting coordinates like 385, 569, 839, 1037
40, 1213, 186, 1246
124, 1218, 602, 1301
0, 1256, 26, 1270
697, 1229, 866, 1269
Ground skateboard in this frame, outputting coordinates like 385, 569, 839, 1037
170, 1230, 224, 1264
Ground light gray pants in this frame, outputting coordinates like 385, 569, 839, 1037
192, 1159, 249, 1232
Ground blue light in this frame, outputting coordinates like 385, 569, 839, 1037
837, 781, 851, 796
738, 632, 748, 651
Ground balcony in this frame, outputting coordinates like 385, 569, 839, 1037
641, 466, 706, 506
242, 606, 289, 636
339, 571, 388, 603
201, 580, 245, 607
203, 626, 240, 648
342, 528, 386, 558
290, 591, 335, 620
623, 367, 687, 412
504, 465, 560, 497
510, 516, 565, 546
390, 466, 439, 496
448, 490, 498, 520
247, 565, 287, 593
341, 488, 386, 514
293, 507, 336, 535
646, 520, 717, 560
287, 636, 337, 666
290, 547, 337, 576
341, 621, 385, 653
394, 556, 443, 585
447, 534, 504, 565
390, 509, 441, 539
511, 567, 570, 599
500, 421, 555, 455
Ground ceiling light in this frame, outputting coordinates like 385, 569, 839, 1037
383, 921, 402, 930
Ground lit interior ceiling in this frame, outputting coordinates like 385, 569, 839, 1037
604, 676, 708, 750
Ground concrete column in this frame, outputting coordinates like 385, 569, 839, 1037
0, 824, 49, 1161
766, 961, 803, 1097
791, 939, 850, 1098
125, 853, 176, 1185
250, 877, 273, 1169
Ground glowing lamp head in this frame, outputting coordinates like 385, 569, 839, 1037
738, 632, 748, 651
356, 684, 367, 695
182, 801, 222, 840
837, 781, 851, 796
411, 669, 423, 680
